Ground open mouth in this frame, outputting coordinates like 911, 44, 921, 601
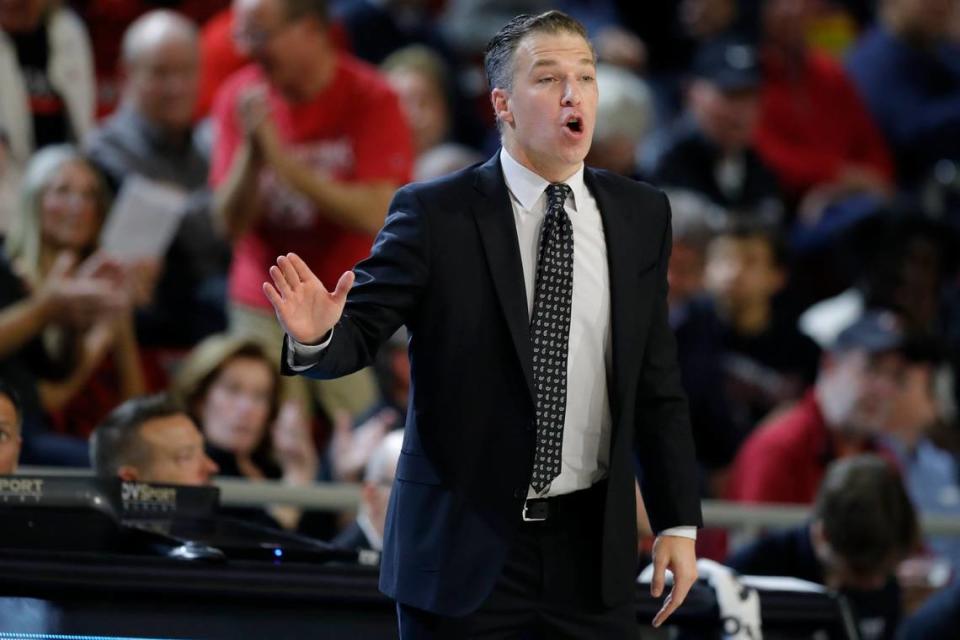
564, 116, 583, 133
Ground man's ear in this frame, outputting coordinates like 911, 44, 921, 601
118, 466, 140, 482
491, 88, 513, 127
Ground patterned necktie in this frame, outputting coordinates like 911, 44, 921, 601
529, 182, 574, 494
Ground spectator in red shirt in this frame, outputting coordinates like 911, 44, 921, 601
210, 0, 413, 421
195, 4, 349, 120
755, 0, 894, 211
727, 309, 907, 504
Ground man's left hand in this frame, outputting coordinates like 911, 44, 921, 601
650, 534, 698, 628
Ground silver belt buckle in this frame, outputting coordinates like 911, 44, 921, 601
522, 498, 548, 522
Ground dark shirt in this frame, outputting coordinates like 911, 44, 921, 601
205, 443, 336, 540
727, 523, 824, 582
719, 306, 821, 438
205, 443, 282, 480
9, 22, 72, 148
205, 443, 283, 530
898, 579, 960, 640
612, 1, 757, 75
86, 106, 208, 190
846, 26, 960, 186
0, 257, 127, 447
728, 524, 902, 640
336, 0, 450, 66
652, 120, 784, 221
0, 252, 87, 466
0, 253, 71, 382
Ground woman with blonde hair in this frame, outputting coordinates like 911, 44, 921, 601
0, 145, 144, 464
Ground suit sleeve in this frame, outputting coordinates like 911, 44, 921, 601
634, 192, 704, 533
281, 185, 430, 378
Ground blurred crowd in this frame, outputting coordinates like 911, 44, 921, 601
0, 0, 959, 637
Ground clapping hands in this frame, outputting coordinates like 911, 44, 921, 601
40, 252, 127, 328
238, 84, 282, 164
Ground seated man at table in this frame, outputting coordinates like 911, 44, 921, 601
0, 379, 23, 474
90, 394, 219, 486
727, 454, 919, 640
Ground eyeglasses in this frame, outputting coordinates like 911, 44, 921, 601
233, 18, 295, 52
44, 183, 99, 206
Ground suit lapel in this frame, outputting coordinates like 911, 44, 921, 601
472, 154, 536, 404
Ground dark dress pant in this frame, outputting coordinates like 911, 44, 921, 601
397, 481, 639, 639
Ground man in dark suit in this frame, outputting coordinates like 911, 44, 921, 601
264, 11, 702, 638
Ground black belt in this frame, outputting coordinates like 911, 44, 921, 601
521, 480, 607, 523
522, 497, 552, 522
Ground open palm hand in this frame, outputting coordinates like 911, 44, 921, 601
262, 253, 354, 345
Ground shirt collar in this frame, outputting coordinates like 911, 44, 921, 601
499, 147, 586, 213
120, 104, 193, 153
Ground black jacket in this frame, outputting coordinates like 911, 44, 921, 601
284, 152, 702, 615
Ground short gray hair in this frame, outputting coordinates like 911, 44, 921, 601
594, 64, 653, 143
483, 11, 593, 92
121, 10, 198, 67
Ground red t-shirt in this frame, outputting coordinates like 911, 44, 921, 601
210, 55, 413, 311
755, 49, 894, 197
726, 391, 884, 504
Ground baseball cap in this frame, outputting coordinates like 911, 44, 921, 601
692, 36, 762, 92
831, 310, 904, 354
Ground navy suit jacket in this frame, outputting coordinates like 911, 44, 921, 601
283, 153, 703, 616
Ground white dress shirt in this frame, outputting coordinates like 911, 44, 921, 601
499, 148, 612, 499
289, 148, 696, 539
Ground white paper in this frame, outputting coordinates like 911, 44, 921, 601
740, 575, 826, 593
99, 175, 189, 260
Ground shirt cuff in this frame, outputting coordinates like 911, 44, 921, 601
658, 526, 697, 541
286, 330, 334, 371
